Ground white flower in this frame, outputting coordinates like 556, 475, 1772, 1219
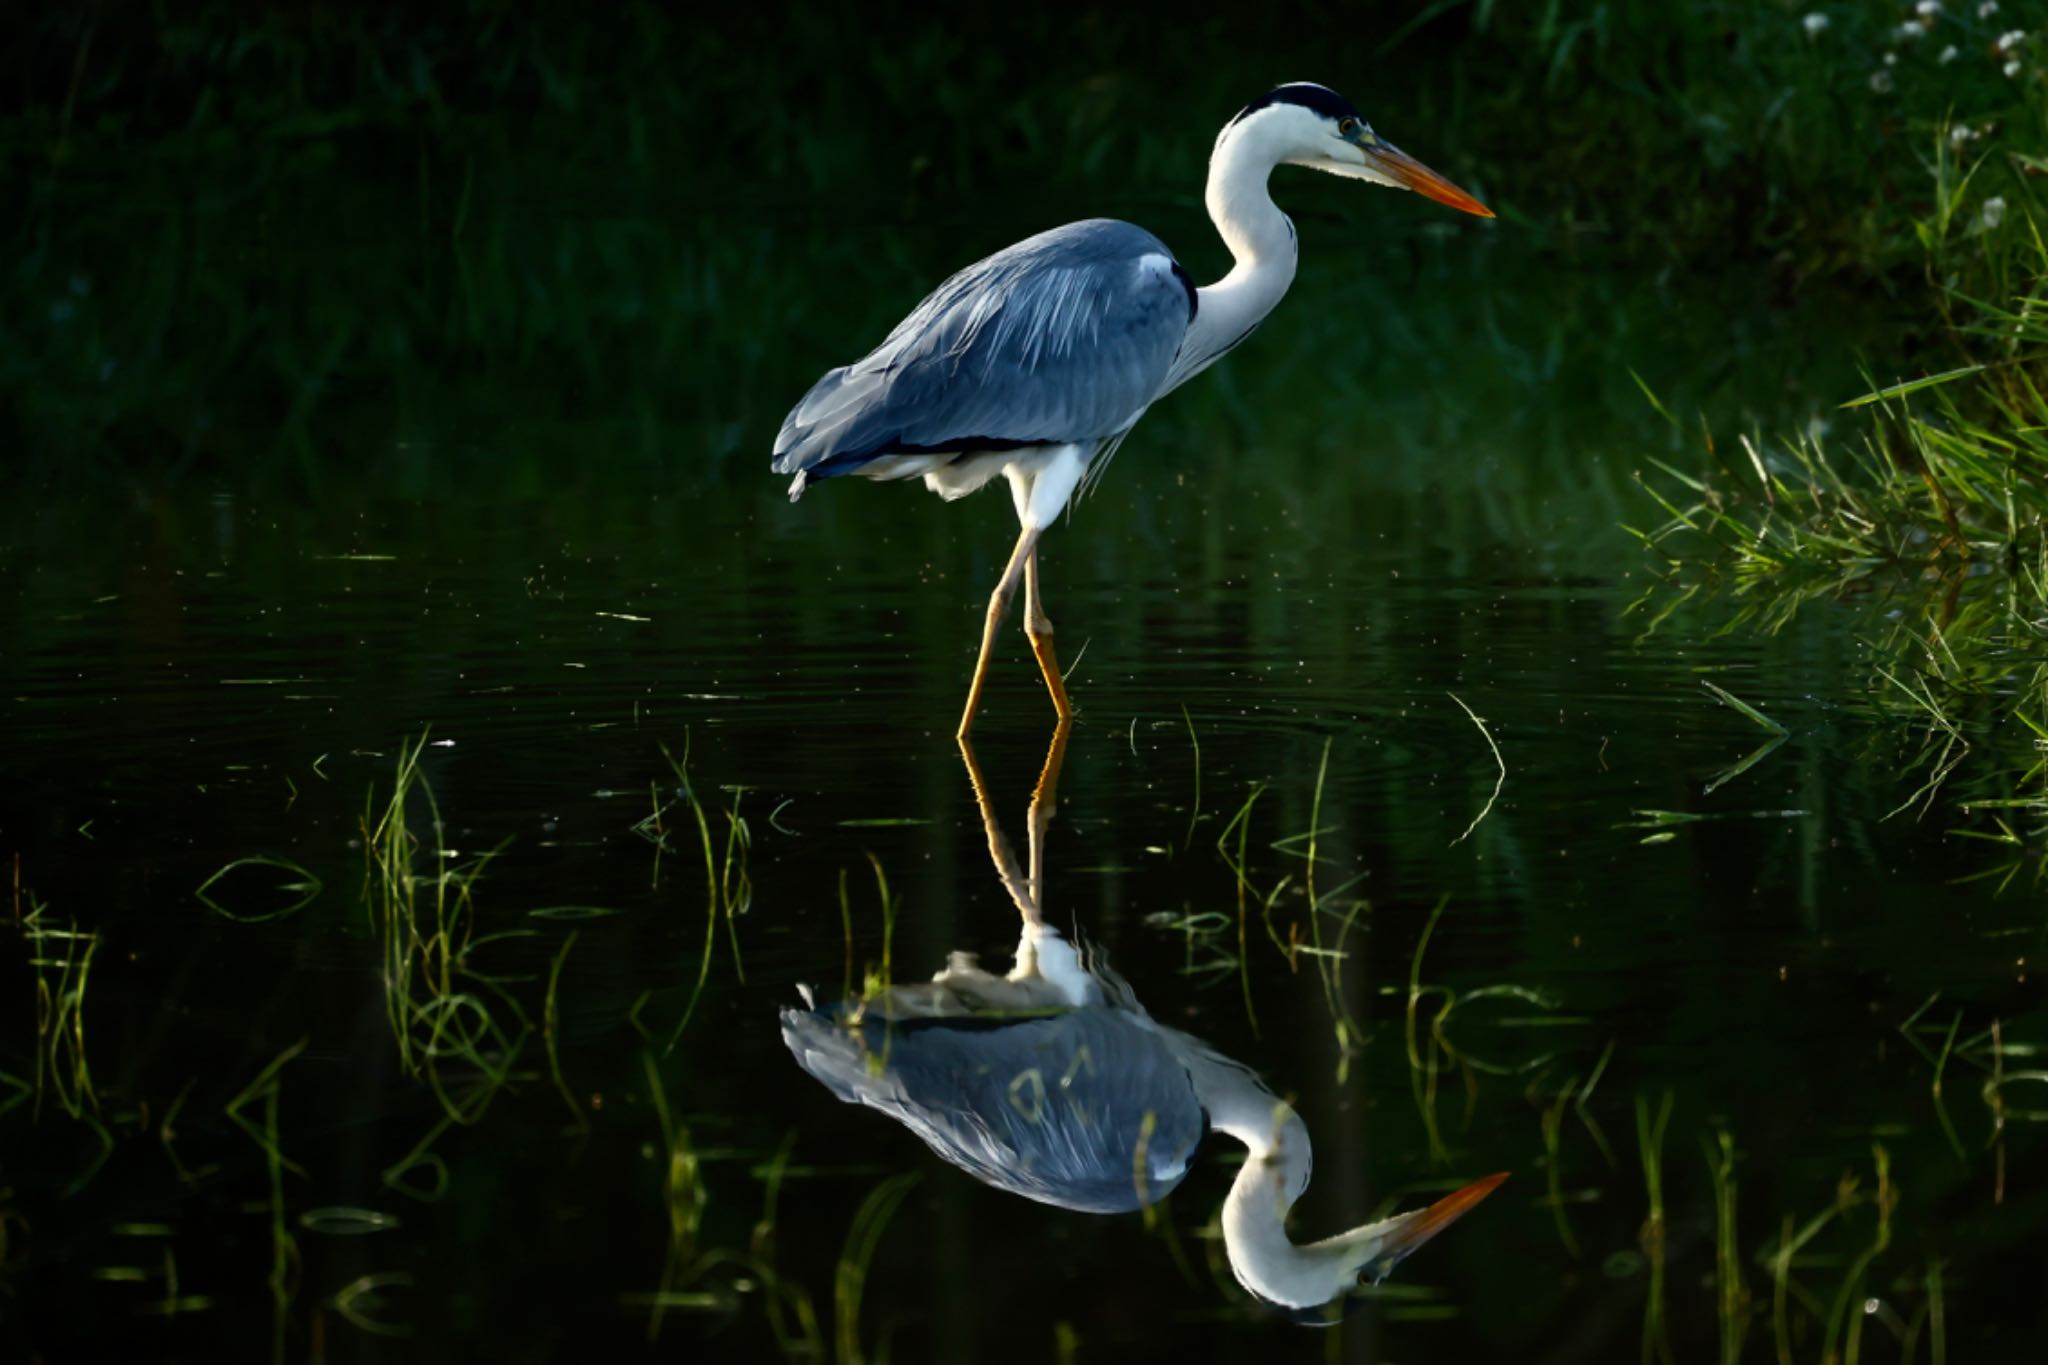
1982, 196, 2007, 230
1885, 51, 1900, 65
2005, 57, 2023, 76
1896, 22, 1926, 40
1979, 1, 1999, 17
1803, 12, 1830, 34
1996, 29, 2025, 52
1939, 43, 1960, 63
1916, 0, 1942, 14
1871, 68, 1896, 92
1949, 123, 1974, 146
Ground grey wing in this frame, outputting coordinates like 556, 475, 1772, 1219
780, 1006, 1207, 1214
772, 219, 1196, 488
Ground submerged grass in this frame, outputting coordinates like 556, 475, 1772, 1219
1703, 1128, 1748, 1365
361, 732, 528, 1125
223, 1037, 308, 1365
22, 892, 100, 1124
750, 1135, 825, 1359
639, 1050, 710, 1340
1404, 894, 1570, 1165
630, 736, 753, 1052
194, 855, 322, 922
1446, 693, 1506, 846
543, 930, 587, 1133
832, 1172, 919, 1365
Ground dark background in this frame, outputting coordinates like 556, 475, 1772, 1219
5, 4, 2045, 1363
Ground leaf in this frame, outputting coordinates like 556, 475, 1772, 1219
195, 856, 322, 922
1841, 366, 1986, 409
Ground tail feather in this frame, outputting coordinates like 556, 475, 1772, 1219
774, 366, 885, 473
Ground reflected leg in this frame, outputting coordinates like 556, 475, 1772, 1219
958, 524, 1043, 739
1024, 718, 1072, 910
1023, 549, 1074, 721
956, 732, 1042, 927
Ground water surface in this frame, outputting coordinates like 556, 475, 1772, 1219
5, 236, 2042, 1362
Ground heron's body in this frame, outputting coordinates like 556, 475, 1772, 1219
781, 940, 1208, 1213
773, 219, 1198, 505
772, 83, 1490, 734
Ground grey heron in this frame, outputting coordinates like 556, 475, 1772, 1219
772, 83, 1492, 735
781, 723, 1506, 1319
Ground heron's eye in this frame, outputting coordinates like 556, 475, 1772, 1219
1338, 117, 1361, 137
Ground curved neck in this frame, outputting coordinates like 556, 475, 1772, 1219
1166, 127, 1300, 391
1174, 1036, 1347, 1309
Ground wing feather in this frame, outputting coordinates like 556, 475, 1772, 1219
772, 219, 1195, 487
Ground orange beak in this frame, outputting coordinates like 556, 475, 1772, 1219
1363, 1171, 1509, 1281
1363, 139, 1494, 218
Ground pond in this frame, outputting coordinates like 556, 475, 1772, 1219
6, 215, 2042, 1364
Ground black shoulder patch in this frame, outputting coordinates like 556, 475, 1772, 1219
1169, 260, 1198, 322
1230, 82, 1360, 127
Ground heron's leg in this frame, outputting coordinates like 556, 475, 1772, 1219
1023, 549, 1074, 721
956, 732, 1043, 927
957, 524, 1041, 739
1024, 718, 1072, 909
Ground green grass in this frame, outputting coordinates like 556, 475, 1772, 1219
1637, 1091, 1675, 1365
1630, 55, 2048, 829
832, 1172, 919, 1365
21, 893, 100, 1124
638, 1050, 715, 1339
361, 731, 529, 1124
223, 1037, 309, 1364
630, 737, 754, 1052
194, 855, 322, 922
10, 3, 2025, 484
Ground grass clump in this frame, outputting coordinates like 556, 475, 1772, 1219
1633, 70, 2048, 828
628, 736, 753, 1052
361, 731, 528, 1127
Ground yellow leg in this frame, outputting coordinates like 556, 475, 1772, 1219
1024, 717, 1072, 908
958, 525, 1042, 739
956, 717, 1072, 930
1023, 548, 1074, 722
956, 730, 1039, 926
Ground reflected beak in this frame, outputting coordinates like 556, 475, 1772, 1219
1363, 1171, 1509, 1281
1360, 137, 1494, 218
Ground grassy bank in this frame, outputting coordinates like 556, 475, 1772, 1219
1634, 19, 2048, 838
2, 3, 2032, 477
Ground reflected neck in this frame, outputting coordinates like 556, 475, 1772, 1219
1176, 1037, 1345, 1309
1169, 126, 1300, 391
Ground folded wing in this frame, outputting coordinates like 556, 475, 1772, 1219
772, 219, 1197, 490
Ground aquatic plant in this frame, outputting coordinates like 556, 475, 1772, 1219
362, 731, 531, 1125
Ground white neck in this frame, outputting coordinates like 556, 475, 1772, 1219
1172, 1034, 1354, 1309
1165, 120, 1301, 392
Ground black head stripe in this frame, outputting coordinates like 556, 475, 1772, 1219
1230, 82, 1361, 127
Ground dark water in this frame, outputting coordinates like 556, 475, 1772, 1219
7, 241, 2046, 1363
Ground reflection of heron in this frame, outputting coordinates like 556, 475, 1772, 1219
771, 84, 1492, 736
782, 725, 1505, 1318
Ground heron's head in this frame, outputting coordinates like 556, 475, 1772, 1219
1219, 82, 1492, 219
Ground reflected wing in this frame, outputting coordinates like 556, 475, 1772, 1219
772, 219, 1196, 488
781, 1005, 1206, 1213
